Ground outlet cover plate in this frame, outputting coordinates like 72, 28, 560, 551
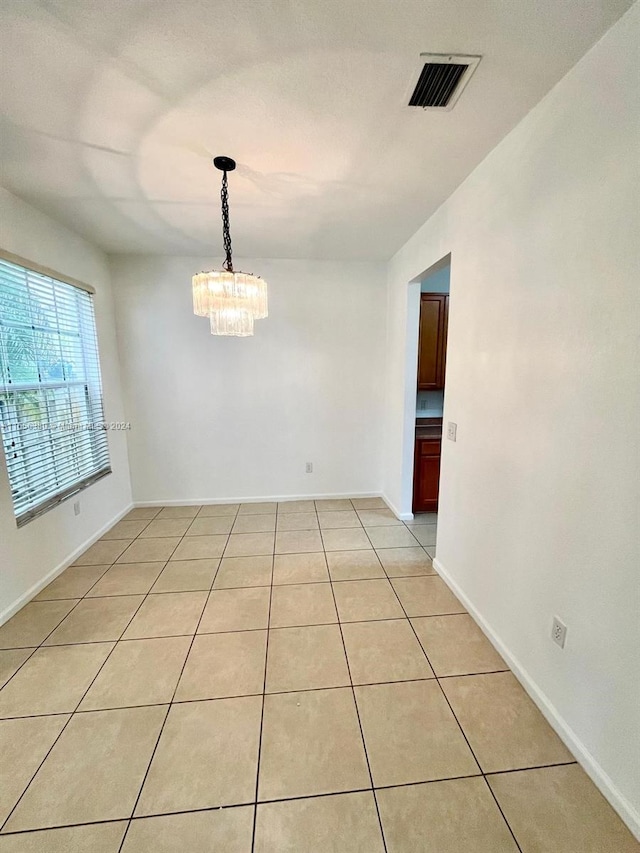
551, 616, 567, 648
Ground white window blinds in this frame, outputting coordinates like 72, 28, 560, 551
0, 257, 111, 527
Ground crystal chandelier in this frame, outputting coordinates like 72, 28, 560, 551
193, 156, 268, 336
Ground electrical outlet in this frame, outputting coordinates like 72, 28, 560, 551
551, 616, 567, 649
447, 422, 457, 442
73, 501, 81, 516
305, 462, 313, 473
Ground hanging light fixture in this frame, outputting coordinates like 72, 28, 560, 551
192, 156, 268, 336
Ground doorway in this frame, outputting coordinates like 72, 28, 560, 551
412, 256, 450, 518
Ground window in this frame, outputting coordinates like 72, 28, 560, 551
0, 254, 111, 527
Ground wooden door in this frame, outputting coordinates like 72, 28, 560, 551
417, 294, 448, 390
413, 439, 441, 512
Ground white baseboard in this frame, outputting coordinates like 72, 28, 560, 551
134, 491, 383, 507
433, 557, 640, 840
0, 502, 134, 627
381, 493, 414, 521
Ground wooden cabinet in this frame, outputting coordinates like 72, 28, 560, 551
417, 293, 449, 390
413, 438, 441, 513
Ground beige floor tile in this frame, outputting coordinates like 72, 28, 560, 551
351, 497, 388, 509
357, 508, 402, 527
73, 539, 132, 565
198, 587, 271, 633
355, 680, 479, 786
175, 630, 267, 701
139, 518, 191, 538
391, 576, 465, 617
102, 519, 150, 540
406, 523, 437, 546
123, 806, 254, 853
214, 555, 272, 588
317, 510, 362, 529
151, 559, 219, 593
185, 516, 234, 535
0, 648, 33, 688
377, 777, 518, 853
321, 527, 371, 552
376, 547, 435, 577
342, 619, 434, 685
87, 562, 165, 597
314, 499, 353, 511
0, 643, 113, 717
365, 526, 419, 549
44, 596, 143, 645
255, 791, 385, 853
276, 512, 319, 531
266, 625, 350, 692
225, 532, 275, 557
441, 672, 574, 772
277, 499, 316, 513
123, 507, 161, 521
272, 552, 329, 585
117, 538, 180, 564
412, 614, 507, 676
197, 503, 239, 516
413, 512, 437, 523
332, 579, 404, 622
171, 534, 228, 561
0, 822, 128, 853
258, 688, 370, 800
239, 502, 278, 515
34, 565, 109, 600
79, 636, 192, 710
270, 583, 337, 628
326, 550, 385, 581
0, 600, 78, 649
122, 592, 207, 640
157, 505, 200, 518
5, 706, 166, 831
423, 544, 437, 558
0, 715, 70, 825
135, 696, 262, 815
487, 764, 639, 853
232, 514, 277, 534
275, 529, 323, 554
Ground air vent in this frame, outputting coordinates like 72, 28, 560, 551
408, 54, 481, 111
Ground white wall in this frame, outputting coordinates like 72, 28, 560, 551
110, 256, 386, 504
0, 188, 132, 621
384, 3, 640, 833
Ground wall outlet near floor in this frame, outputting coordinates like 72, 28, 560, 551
73, 500, 81, 516
551, 616, 567, 648
447, 422, 457, 442
305, 462, 313, 473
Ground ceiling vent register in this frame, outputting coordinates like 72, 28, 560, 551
408, 54, 481, 110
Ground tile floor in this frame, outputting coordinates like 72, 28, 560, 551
0, 499, 637, 852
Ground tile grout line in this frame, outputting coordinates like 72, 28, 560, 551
358, 522, 524, 853
5, 668, 569, 722
1, 612, 475, 653
249, 505, 277, 853
0, 761, 583, 840
115, 502, 240, 853
320, 499, 389, 853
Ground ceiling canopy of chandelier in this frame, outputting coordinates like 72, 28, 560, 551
192, 156, 268, 337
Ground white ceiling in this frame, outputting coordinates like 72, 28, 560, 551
0, 0, 633, 260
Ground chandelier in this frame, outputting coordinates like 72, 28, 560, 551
192, 156, 268, 336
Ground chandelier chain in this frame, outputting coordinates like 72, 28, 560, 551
220, 170, 233, 272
